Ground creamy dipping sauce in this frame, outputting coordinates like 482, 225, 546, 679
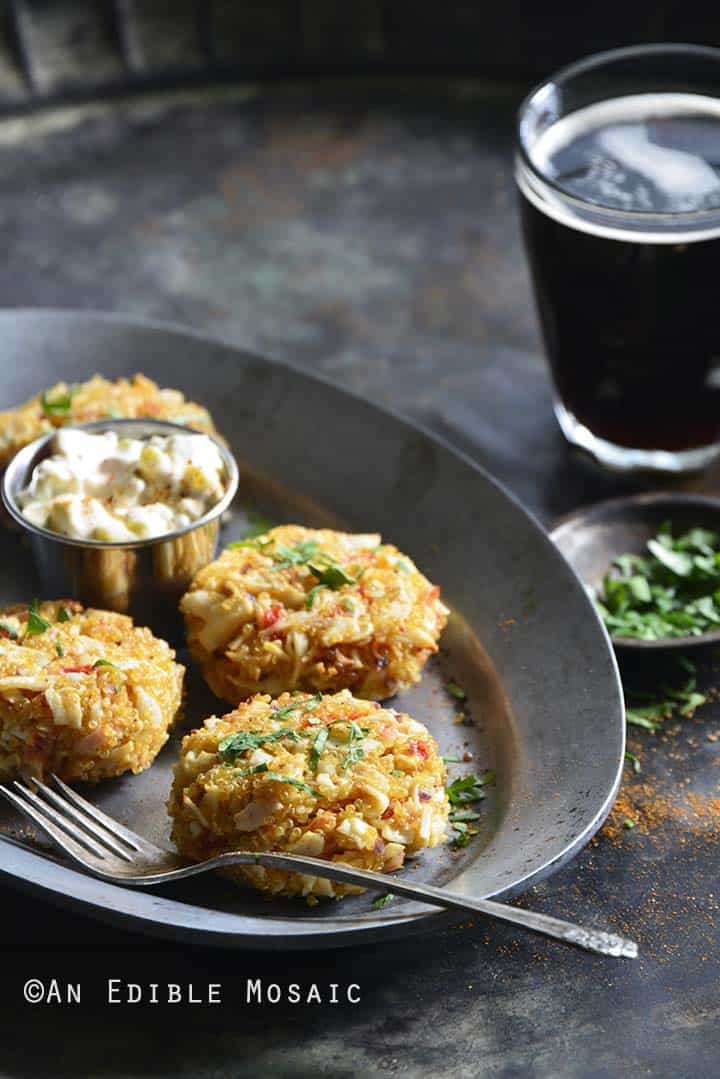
18, 429, 227, 542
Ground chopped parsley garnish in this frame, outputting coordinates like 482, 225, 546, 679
229, 535, 274, 552
55, 641, 64, 657
449, 822, 472, 850
390, 769, 404, 777
218, 726, 300, 762
272, 693, 323, 721
305, 557, 359, 605
372, 894, 394, 910
624, 658, 706, 732
445, 680, 466, 701
40, 387, 75, 415
308, 562, 356, 589
57, 606, 72, 623
340, 720, 366, 771
235, 763, 273, 778
449, 810, 482, 823
0, 623, 18, 640
596, 523, 720, 640
446, 771, 495, 805
272, 541, 321, 570
92, 659, 120, 672
442, 755, 463, 764
26, 599, 50, 636
623, 818, 636, 831
309, 727, 328, 771
234, 762, 320, 798
624, 750, 641, 774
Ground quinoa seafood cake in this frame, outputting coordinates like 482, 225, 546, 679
0, 600, 184, 782
0, 373, 217, 469
180, 525, 449, 703
168, 690, 449, 899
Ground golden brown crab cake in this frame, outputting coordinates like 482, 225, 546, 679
0, 600, 184, 782
168, 690, 449, 899
0, 373, 217, 469
180, 525, 449, 703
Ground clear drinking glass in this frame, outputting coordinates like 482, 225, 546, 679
516, 44, 720, 473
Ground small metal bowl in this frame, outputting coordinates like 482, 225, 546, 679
550, 492, 720, 650
1, 418, 239, 640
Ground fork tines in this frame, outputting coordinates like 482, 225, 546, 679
0, 774, 142, 864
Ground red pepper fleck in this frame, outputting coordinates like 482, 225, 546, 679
428, 585, 440, 600
418, 789, 431, 802
0, 628, 11, 639
61, 664, 94, 674
381, 806, 394, 820
262, 604, 283, 629
407, 740, 429, 759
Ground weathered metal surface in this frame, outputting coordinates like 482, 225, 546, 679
0, 82, 718, 1078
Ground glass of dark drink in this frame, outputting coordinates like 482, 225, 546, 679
516, 44, 720, 473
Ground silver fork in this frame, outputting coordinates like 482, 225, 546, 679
0, 775, 638, 959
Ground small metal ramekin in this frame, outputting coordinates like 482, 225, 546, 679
1, 418, 238, 640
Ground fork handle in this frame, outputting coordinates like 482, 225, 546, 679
140, 850, 638, 959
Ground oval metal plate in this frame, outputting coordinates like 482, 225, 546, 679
0, 310, 624, 948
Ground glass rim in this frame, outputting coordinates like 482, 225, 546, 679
516, 42, 720, 224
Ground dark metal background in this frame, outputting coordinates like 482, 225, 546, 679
0, 52, 718, 1079
0, 1, 719, 111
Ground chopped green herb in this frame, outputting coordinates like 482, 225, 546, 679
92, 659, 122, 673
272, 693, 322, 721
596, 524, 720, 640
442, 755, 464, 764
262, 768, 321, 798
390, 769, 405, 777
625, 710, 660, 731
624, 750, 641, 774
309, 727, 328, 771
308, 562, 356, 590
340, 598, 355, 614
446, 770, 494, 805
623, 818, 636, 831
445, 680, 466, 701
396, 560, 411, 574
40, 388, 75, 415
449, 810, 482, 822
55, 641, 64, 658
340, 720, 366, 772
372, 894, 394, 910
235, 763, 273, 778
228, 535, 273, 552
219, 726, 300, 762
272, 541, 321, 570
57, 606, 72, 623
450, 822, 472, 849
0, 623, 18, 640
26, 599, 50, 636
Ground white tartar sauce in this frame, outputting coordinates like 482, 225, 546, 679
18, 429, 227, 542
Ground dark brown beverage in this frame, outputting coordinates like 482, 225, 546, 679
517, 58, 720, 472
520, 192, 720, 452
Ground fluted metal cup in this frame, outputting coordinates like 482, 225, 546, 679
1, 419, 239, 641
